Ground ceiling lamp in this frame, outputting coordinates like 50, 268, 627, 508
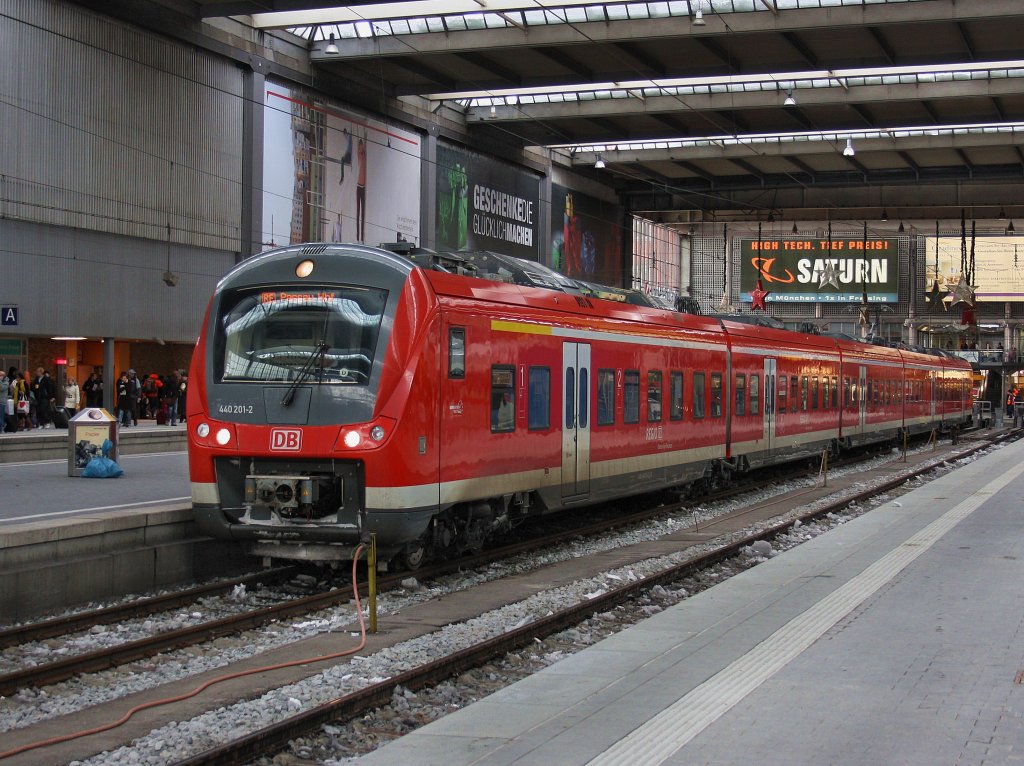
897, 221, 905, 234
1008, 220, 1016, 234
784, 90, 796, 107
324, 33, 339, 55
595, 155, 606, 169
692, 3, 706, 26
791, 222, 799, 234
880, 209, 888, 221
490, 104, 497, 117
842, 138, 855, 157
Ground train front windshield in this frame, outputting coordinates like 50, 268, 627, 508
215, 285, 388, 384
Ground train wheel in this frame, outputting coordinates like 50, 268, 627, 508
395, 539, 426, 571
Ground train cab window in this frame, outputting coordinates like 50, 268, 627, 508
735, 373, 746, 417
811, 376, 819, 410
831, 376, 839, 408
448, 328, 466, 378
528, 367, 550, 430
710, 373, 723, 418
800, 376, 808, 411
693, 372, 706, 419
624, 370, 640, 423
750, 374, 761, 416
669, 371, 684, 420
490, 365, 516, 433
778, 375, 787, 415
790, 376, 799, 412
647, 370, 663, 422
597, 369, 615, 425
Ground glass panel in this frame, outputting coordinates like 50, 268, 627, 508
218, 285, 386, 385
693, 372, 705, 419
647, 370, 662, 421
711, 373, 722, 418
528, 366, 550, 429
578, 368, 588, 428
491, 365, 515, 432
670, 371, 683, 420
448, 327, 465, 378
624, 370, 640, 423
597, 369, 615, 425
734, 373, 746, 417
565, 367, 576, 428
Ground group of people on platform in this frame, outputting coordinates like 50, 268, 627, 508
2, 367, 187, 433
115, 369, 187, 429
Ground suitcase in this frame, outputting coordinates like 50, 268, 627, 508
155, 404, 168, 425
52, 407, 70, 429
4, 413, 17, 433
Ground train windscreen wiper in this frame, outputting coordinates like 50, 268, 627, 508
280, 341, 328, 406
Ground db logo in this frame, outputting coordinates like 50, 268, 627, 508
270, 428, 302, 451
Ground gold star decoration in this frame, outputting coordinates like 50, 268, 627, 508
750, 278, 770, 311
818, 260, 840, 290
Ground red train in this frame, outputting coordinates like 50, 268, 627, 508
187, 242, 973, 569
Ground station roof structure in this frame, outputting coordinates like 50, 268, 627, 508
98, 0, 1024, 230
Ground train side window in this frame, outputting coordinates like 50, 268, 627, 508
800, 376, 808, 411
866, 379, 874, 408
734, 373, 746, 417
778, 375, 787, 415
844, 376, 851, 407
448, 327, 466, 378
822, 376, 829, 409
597, 369, 616, 425
491, 365, 515, 433
789, 376, 798, 412
624, 370, 640, 423
579, 368, 589, 428
669, 371, 684, 420
811, 376, 819, 410
693, 372, 706, 419
528, 367, 550, 430
831, 376, 839, 408
647, 370, 663, 422
711, 373, 723, 418
750, 374, 761, 415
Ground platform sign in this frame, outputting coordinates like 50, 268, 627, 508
739, 238, 899, 303
1, 306, 17, 325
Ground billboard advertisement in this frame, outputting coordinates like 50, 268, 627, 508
550, 184, 623, 286
262, 81, 421, 250
921, 236, 1024, 302
436, 142, 540, 259
739, 237, 900, 303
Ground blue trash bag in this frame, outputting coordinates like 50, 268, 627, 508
81, 438, 124, 478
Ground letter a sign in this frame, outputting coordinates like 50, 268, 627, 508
1, 307, 17, 326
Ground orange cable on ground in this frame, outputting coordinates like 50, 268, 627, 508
0, 546, 368, 761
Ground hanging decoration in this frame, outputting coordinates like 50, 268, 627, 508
750, 221, 770, 311
718, 222, 736, 312
926, 220, 946, 312
858, 222, 871, 332
948, 210, 976, 309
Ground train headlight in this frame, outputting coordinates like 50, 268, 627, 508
215, 427, 232, 446
343, 430, 361, 448
197, 423, 210, 438
370, 425, 386, 441
295, 259, 315, 278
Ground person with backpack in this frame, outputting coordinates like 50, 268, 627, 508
142, 372, 161, 419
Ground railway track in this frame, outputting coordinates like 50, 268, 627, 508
0, 435, 938, 699
1, 428, 1012, 765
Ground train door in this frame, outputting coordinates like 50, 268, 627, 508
763, 358, 777, 453
859, 366, 867, 432
561, 342, 591, 498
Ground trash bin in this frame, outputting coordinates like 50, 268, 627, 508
68, 408, 119, 477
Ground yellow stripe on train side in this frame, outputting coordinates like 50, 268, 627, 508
491, 319, 554, 335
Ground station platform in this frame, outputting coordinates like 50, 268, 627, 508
356, 435, 1024, 766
